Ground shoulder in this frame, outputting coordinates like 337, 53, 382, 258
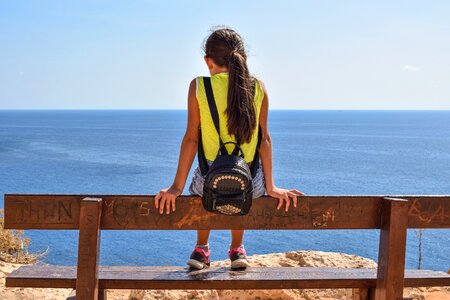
252, 75, 268, 100
188, 76, 209, 106
188, 78, 196, 96
189, 78, 196, 89
252, 75, 267, 94
191, 76, 208, 98
188, 77, 202, 99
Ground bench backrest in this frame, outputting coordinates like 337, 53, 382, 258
4, 195, 450, 230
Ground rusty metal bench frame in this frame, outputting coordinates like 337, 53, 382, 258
4, 194, 450, 300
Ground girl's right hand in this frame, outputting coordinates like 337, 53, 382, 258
266, 186, 304, 212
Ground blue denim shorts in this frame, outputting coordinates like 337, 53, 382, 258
188, 159, 266, 199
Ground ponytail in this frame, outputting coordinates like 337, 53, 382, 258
227, 51, 256, 144
204, 27, 257, 145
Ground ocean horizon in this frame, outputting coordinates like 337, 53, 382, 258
1, 109, 449, 271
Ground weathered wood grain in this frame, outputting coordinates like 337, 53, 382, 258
4, 193, 450, 299
98, 289, 107, 300
76, 197, 102, 300
6, 266, 450, 290
4, 194, 450, 230
352, 287, 371, 300
375, 198, 409, 300
5, 194, 81, 229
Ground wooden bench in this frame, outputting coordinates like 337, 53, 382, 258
4, 194, 450, 300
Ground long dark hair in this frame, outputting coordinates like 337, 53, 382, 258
203, 26, 256, 144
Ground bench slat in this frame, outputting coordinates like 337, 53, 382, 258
5, 194, 450, 230
6, 266, 450, 290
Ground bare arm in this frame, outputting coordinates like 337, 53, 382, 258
155, 78, 200, 214
258, 80, 275, 191
258, 80, 304, 211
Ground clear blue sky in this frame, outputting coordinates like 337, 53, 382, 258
1, 1, 449, 109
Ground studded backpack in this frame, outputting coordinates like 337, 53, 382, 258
197, 77, 262, 216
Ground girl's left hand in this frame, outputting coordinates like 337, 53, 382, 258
266, 186, 304, 212
155, 185, 182, 214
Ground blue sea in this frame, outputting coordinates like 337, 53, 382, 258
0, 110, 449, 271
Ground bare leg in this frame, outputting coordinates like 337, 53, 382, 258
231, 230, 244, 248
196, 229, 211, 245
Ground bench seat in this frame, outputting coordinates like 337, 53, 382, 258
6, 266, 450, 290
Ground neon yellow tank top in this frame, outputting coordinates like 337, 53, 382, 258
196, 72, 265, 163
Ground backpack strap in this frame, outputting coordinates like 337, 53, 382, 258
197, 127, 209, 176
198, 76, 225, 176
250, 125, 263, 178
203, 77, 225, 147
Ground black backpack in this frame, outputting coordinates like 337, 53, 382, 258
197, 77, 262, 216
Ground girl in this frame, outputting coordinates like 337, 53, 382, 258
155, 27, 303, 270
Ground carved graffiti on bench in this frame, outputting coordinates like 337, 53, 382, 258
408, 199, 448, 224
12, 197, 75, 224
5, 195, 450, 230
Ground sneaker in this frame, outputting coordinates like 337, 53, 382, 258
228, 246, 251, 269
187, 247, 210, 270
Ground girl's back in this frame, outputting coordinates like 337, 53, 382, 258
195, 72, 265, 163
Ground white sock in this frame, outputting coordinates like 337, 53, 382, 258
195, 243, 209, 251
